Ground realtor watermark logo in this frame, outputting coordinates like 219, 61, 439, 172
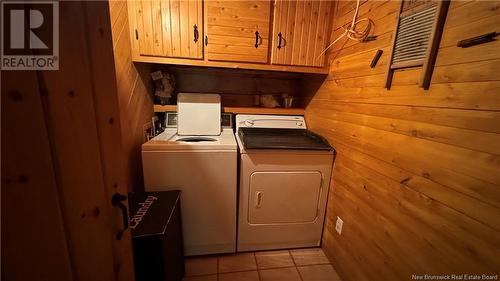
411, 274, 498, 280
1, 1, 58, 70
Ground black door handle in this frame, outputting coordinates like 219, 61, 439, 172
277, 32, 282, 49
457, 31, 498, 48
255, 31, 260, 48
193, 24, 199, 43
111, 193, 129, 240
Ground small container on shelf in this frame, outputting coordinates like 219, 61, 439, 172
282, 94, 294, 108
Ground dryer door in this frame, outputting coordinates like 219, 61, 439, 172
248, 171, 322, 224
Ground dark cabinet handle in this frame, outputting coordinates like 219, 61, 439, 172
255, 31, 260, 48
457, 31, 498, 48
277, 32, 283, 49
205, 35, 208, 46
193, 24, 199, 43
111, 193, 129, 240
370, 49, 383, 68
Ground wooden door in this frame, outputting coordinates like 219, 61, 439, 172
271, 0, 332, 67
2, 2, 135, 281
131, 0, 203, 59
2, 72, 74, 281
206, 1, 271, 63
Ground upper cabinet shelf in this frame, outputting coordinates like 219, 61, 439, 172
154, 104, 305, 115
127, 0, 333, 74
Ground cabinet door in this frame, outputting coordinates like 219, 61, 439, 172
132, 0, 203, 59
271, 0, 332, 67
248, 171, 322, 224
206, 1, 271, 63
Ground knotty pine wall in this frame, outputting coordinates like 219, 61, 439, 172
109, 0, 154, 191
305, 0, 500, 280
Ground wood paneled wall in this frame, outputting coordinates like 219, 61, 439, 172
109, 0, 153, 192
161, 66, 304, 107
305, 1, 500, 280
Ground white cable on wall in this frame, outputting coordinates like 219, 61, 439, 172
318, 0, 374, 58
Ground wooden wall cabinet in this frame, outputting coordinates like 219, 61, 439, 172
206, 1, 271, 63
129, 0, 203, 59
271, 0, 333, 67
127, 0, 332, 73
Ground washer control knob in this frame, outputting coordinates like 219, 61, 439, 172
244, 120, 255, 127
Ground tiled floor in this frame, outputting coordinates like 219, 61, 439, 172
183, 248, 342, 281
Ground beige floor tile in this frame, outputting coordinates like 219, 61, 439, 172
298, 264, 342, 281
260, 267, 302, 281
219, 270, 260, 281
182, 275, 217, 281
218, 253, 257, 273
255, 250, 295, 269
184, 256, 218, 276
290, 248, 330, 266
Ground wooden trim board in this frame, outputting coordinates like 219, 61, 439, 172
133, 54, 329, 74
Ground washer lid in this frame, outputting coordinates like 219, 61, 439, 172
177, 93, 221, 136
142, 129, 237, 151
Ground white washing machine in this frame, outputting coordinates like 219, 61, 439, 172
235, 114, 335, 252
142, 94, 237, 256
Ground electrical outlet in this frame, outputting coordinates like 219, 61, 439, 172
335, 216, 343, 235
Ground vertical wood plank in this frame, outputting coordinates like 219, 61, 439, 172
271, 0, 282, 64
292, 0, 305, 65
284, 0, 297, 64
136, 0, 148, 55
300, 1, 313, 65
151, 0, 163, 55
314, 0, 330, 67
278, 0, 288, 65
170, 0, 181, 56
127, 0, 140, 56
312, 0, 324, 67
197, 0, 203, 58
179, 0, 190, 57
188, 0, 198, 58
306, 0, 320, 66
160, 0, 172, 56
139, 0, 155, 55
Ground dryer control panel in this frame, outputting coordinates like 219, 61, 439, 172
236, 114, 306, 130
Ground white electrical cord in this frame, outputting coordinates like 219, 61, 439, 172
318, 0, 374, 58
